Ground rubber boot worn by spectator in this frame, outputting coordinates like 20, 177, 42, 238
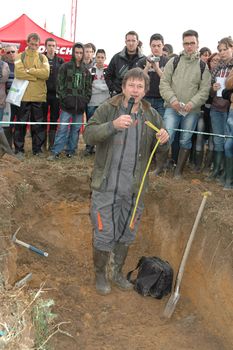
93, 247, 111, 295
207, 151, 224, 181
153, 149, 169, 176
112, 242, 133, 290
194, 150, 204, 173
202, 149, 213, 174
174, 148, 190, 179
0, 130, 14, 158
223, 157, 233, 190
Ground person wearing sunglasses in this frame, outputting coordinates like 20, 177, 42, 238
3, 45, 18, 148
0, 44, 13, 158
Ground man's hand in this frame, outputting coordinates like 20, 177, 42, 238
183, 101, 193, 113
113, 115, 133, 130
156, 128, 169, 144
171, 100, 180, 112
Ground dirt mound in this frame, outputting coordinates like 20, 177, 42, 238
0, 146, 232, 349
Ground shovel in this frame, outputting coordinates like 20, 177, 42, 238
163, 191, 211, 318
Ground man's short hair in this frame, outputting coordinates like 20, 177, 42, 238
96, 49, 106, 56
27, 33, 40, 42
182, 30, 199, 40
125, 31, 139, 40
45, 37, 57, 46
150, 33, 164, 45
122, 67, 150, 93
84, 43, 96, 53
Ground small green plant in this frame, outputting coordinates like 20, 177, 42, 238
32, 299, 56, 350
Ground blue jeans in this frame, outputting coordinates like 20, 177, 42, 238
210, 108, 228, 152
144, 97, 165, 118
225, 110, 233, 157
163, 108, 199, 149
52, 110, 83, 155
87, 106, 97, 121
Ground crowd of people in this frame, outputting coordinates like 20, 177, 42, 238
0, 28, 233, 295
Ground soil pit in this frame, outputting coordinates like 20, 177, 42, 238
0, 142, 232, 349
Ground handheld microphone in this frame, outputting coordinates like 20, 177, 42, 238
126, 97, 135, 115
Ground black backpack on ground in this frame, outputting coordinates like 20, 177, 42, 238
127, 256, 173, 299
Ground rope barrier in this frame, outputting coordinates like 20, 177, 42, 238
0, 121, 233, 139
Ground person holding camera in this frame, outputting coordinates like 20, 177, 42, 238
138, 33, 168, 118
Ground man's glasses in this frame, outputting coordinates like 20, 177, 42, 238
6, 50, 16, 54
183, 42, 196, 46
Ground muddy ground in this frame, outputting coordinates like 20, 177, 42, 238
0, 136, 232, 349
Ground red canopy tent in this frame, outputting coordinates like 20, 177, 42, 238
0, 14, 74, 62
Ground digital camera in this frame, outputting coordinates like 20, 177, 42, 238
146, 56, 160, 64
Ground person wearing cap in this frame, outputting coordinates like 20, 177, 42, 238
47, 42, 92, 160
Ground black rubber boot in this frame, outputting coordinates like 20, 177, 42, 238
202, 150, 214, 174
3, 127, 13, 149
0, 130, 14, 158
174, 148, 190, 179
153, 149, 169, 176
93, 248, 111, 295
194, 151, 204, 173
223, 157, 233, 190
207, 151, 224, 181
112, 243, 133, 290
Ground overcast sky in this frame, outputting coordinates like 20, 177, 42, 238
1, 0, 232, 63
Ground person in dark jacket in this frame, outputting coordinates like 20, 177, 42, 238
47, 42, 92, 160
105, 31, 145, 97
43, 38, 64, 150
83, 67, 169, 295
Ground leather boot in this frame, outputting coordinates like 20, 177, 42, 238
194, 150, 204, 173
93, 248, 111, 295
174, 148, 190, 179
202, 150, 213, 174
0, 130, 14, 158
3, 127, 13, 149
153, 149, 169, 176
112, 243, 133, 290
223, 157, 233, 190
207, 151, 224, 181
48, 130, 56, 150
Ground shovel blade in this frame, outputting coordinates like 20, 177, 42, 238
163, 291, 180, 318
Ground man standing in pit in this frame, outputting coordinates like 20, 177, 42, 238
83, 68, 169, 295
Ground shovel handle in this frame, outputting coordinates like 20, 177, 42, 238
175, 192, 211, 289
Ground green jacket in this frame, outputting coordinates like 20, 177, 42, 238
159, 51, 211, 112
83, 94, 169, 193
57, 59, 92, 113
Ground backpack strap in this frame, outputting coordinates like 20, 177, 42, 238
172, 54, 181, 73
199, 60, 206, 80
173, 54, 206, 80
126, 256, 147, 284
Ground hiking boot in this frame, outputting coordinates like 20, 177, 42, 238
15, 151, 25, 160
